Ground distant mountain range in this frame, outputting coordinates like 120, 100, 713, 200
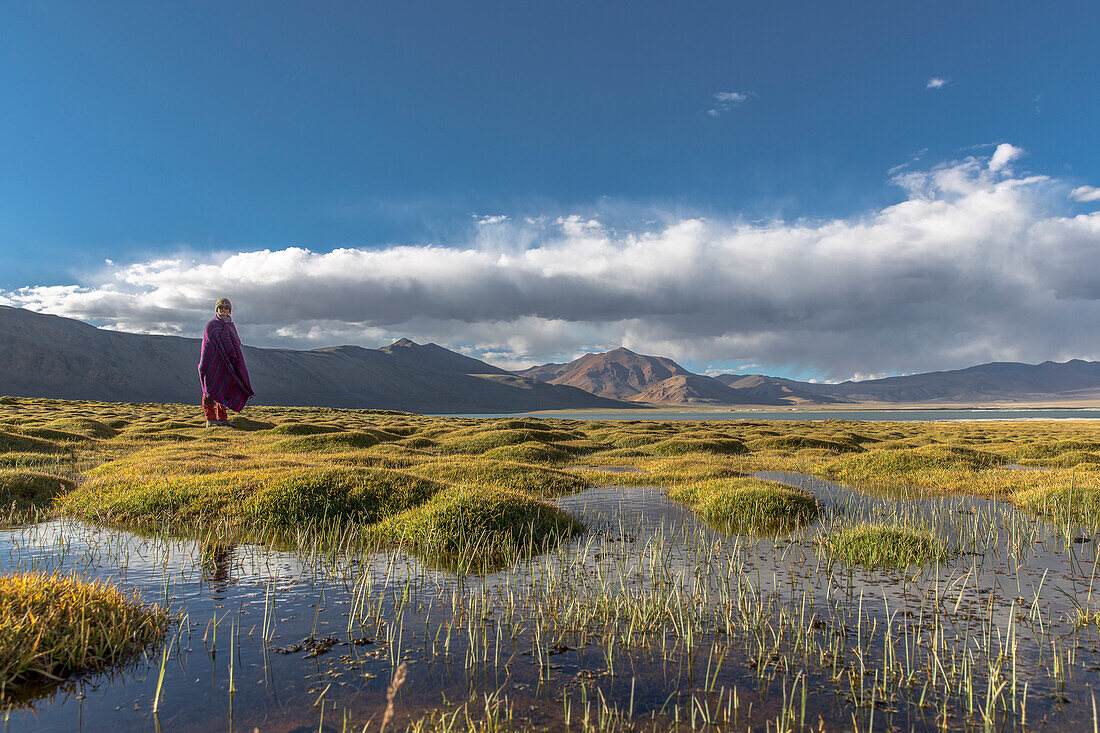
517, 347, 1100, 406
0, 306, 633, 413
4, 306, 1100, 410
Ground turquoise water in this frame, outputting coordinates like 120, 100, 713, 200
435, 408, 1100, 421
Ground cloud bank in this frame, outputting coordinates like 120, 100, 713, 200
4, 147, 1100, 380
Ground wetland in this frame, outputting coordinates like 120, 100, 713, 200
4, 396, 1100, 731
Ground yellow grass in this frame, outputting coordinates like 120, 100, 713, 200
0, 572, 167, 698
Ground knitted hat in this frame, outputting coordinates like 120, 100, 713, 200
215, 298, 232, 313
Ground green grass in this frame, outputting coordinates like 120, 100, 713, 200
667, 478, 820, 535
271, 430, 397, 453
645, 437, 747, 456
482, 441, 569, 464
39, 417, 119, 439
747, 434, 862, 453
1014, 484, 1100, 525
822, 523, 950, 567
0, 431, 67, 455
824, 445, 1006, 488
404, 458, 589, 497
368, 485, 584, 571
269, 422, 344, 436
59, 466, 446, 529
0, 470, 75, 524
0, 572, 167, 698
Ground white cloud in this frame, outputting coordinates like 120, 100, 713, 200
5, 144, 1100, 381
1071, 185, 1100, 203
707, 91, 752, 116
988, 143, 1023, 172
926, 77, 948, 89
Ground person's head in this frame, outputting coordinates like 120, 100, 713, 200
215, 298, 232, 317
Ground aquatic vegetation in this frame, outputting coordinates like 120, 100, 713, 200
822, 523, 950, 567
667, 477, 820, 535
1014, 483, 1100, 525
0, 572, 166, 698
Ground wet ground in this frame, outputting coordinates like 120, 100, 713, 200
4, 470, 1100, 731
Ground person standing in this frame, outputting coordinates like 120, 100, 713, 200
198, 297, 255, 426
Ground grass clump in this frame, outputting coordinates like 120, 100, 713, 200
440, 428, 577, 455
1014, 484, 1100, 526
0, 572, 167, 698
0, 431, 67, 455
825, 445, 1005, 486
667, 478, 820, 535
645, 437, 747, 457
0, 453, 72, 470
39, 418, 119, 439
482, 441, 569, 464
272, 430, 396, 453
405, 458, 588, 497
226, 416, 277, 431
748, 434, 862, 453
369, 485, 584, 570
242, 467, 446, 526
823, 524, 950, 568
269, 423, 344, 436
0, 470, 75, 523
16, 427, 97, 444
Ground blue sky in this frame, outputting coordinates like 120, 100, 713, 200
2, 1, 1099, 380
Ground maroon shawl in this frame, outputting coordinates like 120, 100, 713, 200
198, 317, 255, 412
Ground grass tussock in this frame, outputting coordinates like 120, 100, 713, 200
0, 572, 166, 698
645, 437, 747, 457
38, 417, 119, 439
0, 431, 67, 455
823, 524, 950, 568
439, 428, 577, 455
404, 458, 588, 497
747, 434, 862, 454
668, 478, 820, 535
368, 485, 584, 570
482, 441, 569, 464
271, 430, 396, 453
1014, 483, 1100, 526
0, 470, 75, 523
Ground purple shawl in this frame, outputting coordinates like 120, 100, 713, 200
198, 317, 255, 412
